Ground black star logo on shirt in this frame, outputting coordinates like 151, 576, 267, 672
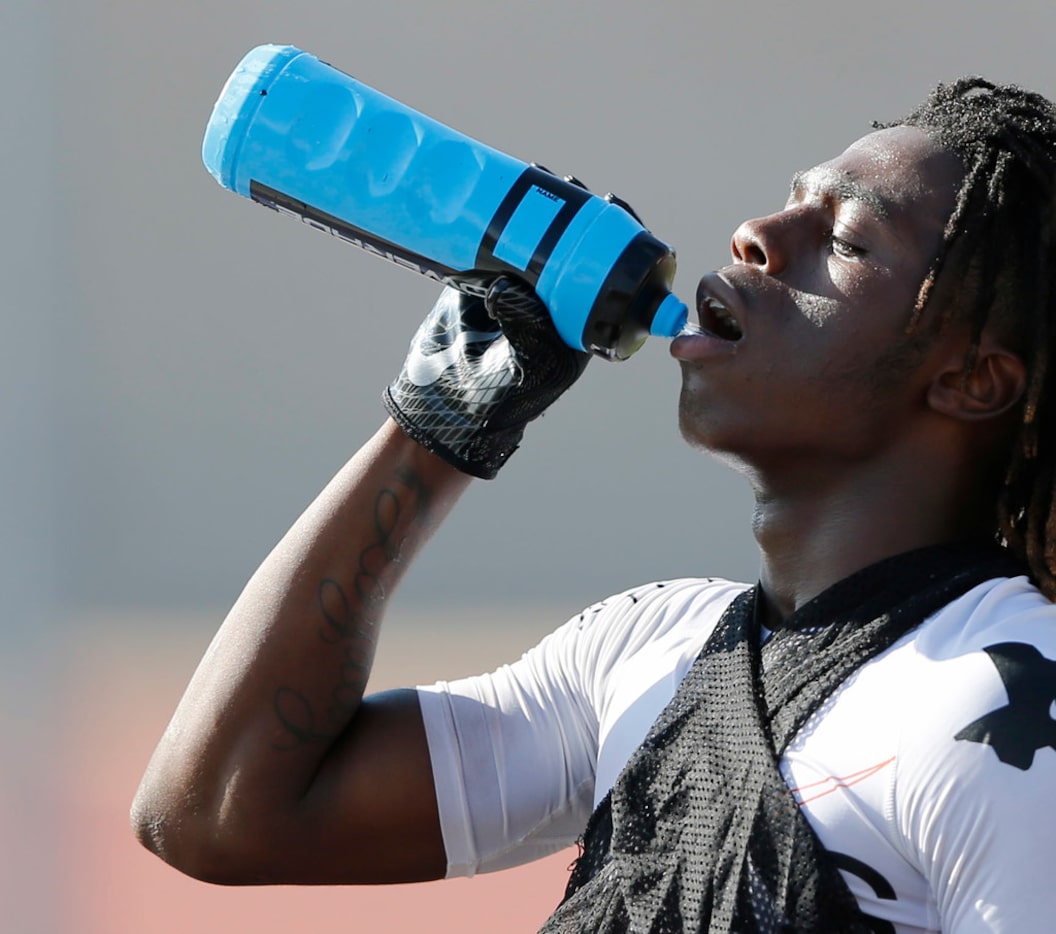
954, 642, 1056, 771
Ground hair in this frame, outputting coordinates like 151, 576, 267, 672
878, 78, 1056, 598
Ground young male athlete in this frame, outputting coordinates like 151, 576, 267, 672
132, 79, 1056, 932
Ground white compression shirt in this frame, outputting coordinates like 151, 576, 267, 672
416, 575, 1056, 933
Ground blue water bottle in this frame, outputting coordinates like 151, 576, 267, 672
202, 44, 687, 361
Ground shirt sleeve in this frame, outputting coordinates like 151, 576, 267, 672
415, 606, 604, 878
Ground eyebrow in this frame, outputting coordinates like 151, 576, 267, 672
789, 167, 891, 218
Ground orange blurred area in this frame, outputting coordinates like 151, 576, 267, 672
54, 608, 577, 933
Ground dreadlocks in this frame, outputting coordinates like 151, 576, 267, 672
879, 78, 1056, 599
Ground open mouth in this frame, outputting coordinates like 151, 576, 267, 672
698, 295, 743, 342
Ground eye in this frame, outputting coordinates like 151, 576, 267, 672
826, 230, 866, 259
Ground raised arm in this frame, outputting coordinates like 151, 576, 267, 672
130, 280, 589, 885
132, 421, 467, 884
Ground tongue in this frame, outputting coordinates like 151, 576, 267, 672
705, 315, 741, 342
716, 319, 742, 341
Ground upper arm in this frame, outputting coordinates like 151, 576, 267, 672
912, 748, 1056, 932
900, 639, 1056, 931
161, 688, 447, 886
292, 688, 446, 884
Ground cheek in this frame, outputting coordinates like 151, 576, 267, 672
793, 259, 882, 328
843, 260, 910, 304
828, 258, 883, 297
827, 263, 920, 330
796, 291, 843, 328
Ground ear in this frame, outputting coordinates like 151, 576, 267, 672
927, 334, 1027, 422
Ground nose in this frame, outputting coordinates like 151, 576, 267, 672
730, 212, 791, 275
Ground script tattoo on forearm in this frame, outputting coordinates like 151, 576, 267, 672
272, 466, 432, 748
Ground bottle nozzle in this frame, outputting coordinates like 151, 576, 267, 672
649, 292, 689, 337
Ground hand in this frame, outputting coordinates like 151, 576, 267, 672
384, 276, 591, 479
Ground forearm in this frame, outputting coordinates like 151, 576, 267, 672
231, 419, 463, 746
132, 419, 471, 876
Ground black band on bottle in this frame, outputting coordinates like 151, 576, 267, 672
475, 166, 593, 281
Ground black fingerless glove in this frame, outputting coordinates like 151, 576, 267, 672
384, 277, 591, 479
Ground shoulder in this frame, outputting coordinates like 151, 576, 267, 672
510, 576, 750, 738
419, 577, 748, 711
914, 572, 1056, 654
567, 576, 749, 641
782, 572, 1056, 829
550, 577, 750, 671
898, 574, 1056, 746
850, 574, 1056, 774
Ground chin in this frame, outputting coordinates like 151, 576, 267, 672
678, 407, 728, 454
678, 414, 708, 450
677, 390, 723, 449
677, 405, 759, 478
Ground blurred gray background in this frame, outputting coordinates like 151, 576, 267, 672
5, 1, 1056, 930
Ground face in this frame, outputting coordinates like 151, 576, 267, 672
672, 125, 966, 471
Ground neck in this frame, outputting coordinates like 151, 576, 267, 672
747, 454, 996, 624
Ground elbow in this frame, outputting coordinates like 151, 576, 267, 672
129, 781, 268, 886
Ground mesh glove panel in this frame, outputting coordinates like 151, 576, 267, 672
384, 277, 590, 479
